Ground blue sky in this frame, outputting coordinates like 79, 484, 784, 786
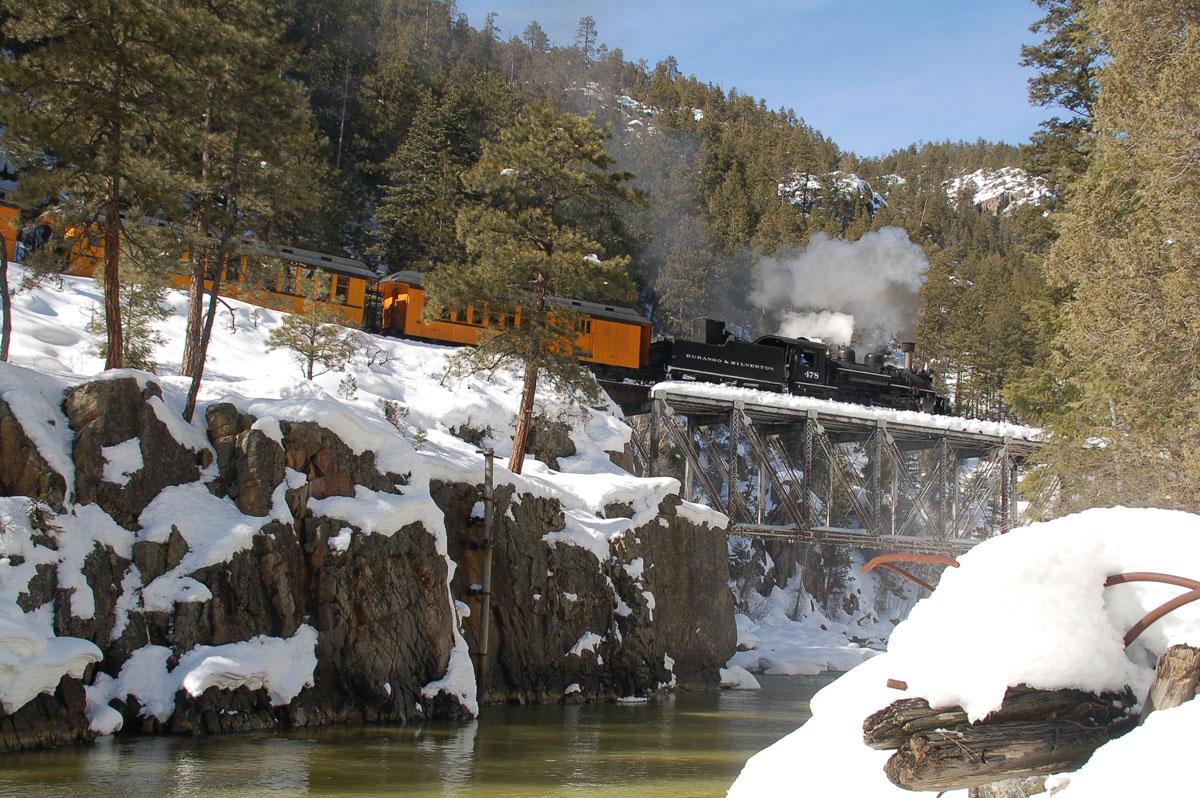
454, 0, 1048, 157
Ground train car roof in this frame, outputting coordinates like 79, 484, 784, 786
262, 244, 376, 280
123, 213, 378, 280
380, 270, 650, 326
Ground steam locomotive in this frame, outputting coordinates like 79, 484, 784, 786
645, 319, 948, 414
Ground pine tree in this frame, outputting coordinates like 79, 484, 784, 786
1034, 0, 1200, 511
176, 0, 330, 421
574, 16, 598, 65
0, 0, 200, 369
266, 270, 360, 380
429, 106, 640, 474
1020, 0, 1104, 194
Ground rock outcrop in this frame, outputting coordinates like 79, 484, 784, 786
440, 483, 735, 704
0, 373, 737, 751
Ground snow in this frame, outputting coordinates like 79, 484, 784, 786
719, 665, 761, 690
100, 438, 143, 485
136, 482, 273, 611
420, 625, 479, 716
777, 170, 887, 213
0, 606, 102, 714
728, 507, 1200, 796
568, 631, 604, 657
0, 361, 79, 500
308, 484, 447, 555
1049, 698, 1200, 794
943, 166, 1052, 213
652, 381, 1042, 442
86, 625, 319, 730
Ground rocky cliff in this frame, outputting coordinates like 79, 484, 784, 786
0, 368, 735, 752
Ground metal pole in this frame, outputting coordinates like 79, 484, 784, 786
476, 449, 495, 699
648, 399, 660, 478
683, 416, 695, 501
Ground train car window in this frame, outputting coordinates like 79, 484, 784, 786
467, 306, 484, 326
224, 255, 242, 282
576, 317, 593, 334
505, 311, 518, 327
333, 275, 350, 303
281, 264, 298, 294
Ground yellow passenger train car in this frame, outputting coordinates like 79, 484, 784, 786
0, 200, 17, 261
51, 217, 378, 327
378, 270, 651, 370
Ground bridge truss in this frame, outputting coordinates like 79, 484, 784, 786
630, 386, 1047, 556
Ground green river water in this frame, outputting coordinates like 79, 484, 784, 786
0, 674, 835, 798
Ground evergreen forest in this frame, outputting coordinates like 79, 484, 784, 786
1, 0, 1196, 513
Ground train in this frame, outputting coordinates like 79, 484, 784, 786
649, 319, 947, 414
8, 212, 946, 415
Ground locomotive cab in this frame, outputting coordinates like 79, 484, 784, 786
753, 335, 833, 393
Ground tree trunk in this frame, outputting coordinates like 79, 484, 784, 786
0, 236, 10, 362
508, 342, 540, 475
180, 247, 208, 378
1141, 643, 1200, 720
182, 264, 223, 422
104, 168, 124, 370
181, 110, 213, 378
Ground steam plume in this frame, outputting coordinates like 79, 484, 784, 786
751, 227, 928, 351
779, 311, 855, 346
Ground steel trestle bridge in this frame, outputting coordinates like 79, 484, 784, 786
629, 384, 1046, 556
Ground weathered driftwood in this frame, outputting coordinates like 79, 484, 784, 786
1141, 643, 1200, 720
882, 717, 1136, 791
863, 685, 1134, 751
865, 685, 1136, 791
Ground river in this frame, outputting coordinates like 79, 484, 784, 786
0, 674, 836, 798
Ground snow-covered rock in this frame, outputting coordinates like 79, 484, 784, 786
777, 170, 888, 215
943, 166, 1052, 215
0, 264, 738, 749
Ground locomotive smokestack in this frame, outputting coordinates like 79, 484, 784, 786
900, 341, 915, 371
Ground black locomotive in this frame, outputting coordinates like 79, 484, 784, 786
648, 320, 947, 414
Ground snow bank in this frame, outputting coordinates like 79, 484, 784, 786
652, 381, 1041, 441
0, 607, 101, 714
86, 625, 319, 731
728, 507, 1200, 796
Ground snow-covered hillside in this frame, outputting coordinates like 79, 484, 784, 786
0, 265, 727, 737
943, 166, 1052, 214
728, 507, 1200, 796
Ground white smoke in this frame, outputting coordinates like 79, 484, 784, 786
779, 310, 855, 346
751, 227, 928, 351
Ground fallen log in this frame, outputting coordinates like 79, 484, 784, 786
882, 716, 1137, 791
864, 685, 1134, 751
864, 685, 1136, 791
